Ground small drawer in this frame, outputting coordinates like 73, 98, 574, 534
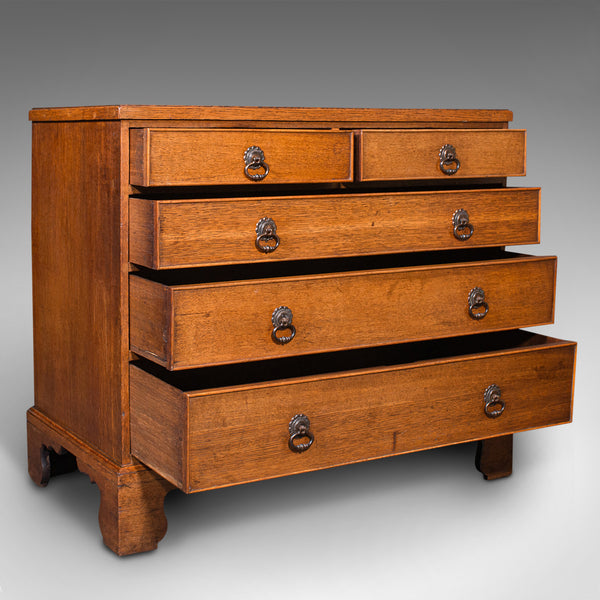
130, 128, 353, 186
359, 129, 526, 181
129, 251, 556, 369
129, 187, 540, 269
130, 331, 576, 493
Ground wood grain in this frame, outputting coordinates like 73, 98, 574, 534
359, 129, 526, 180
27, 408, 174, 555
128, 275, 170, 365
129, 369, 186, 488
129, 188, 541, 269
28, 105, 576, 554
129, 254, 557, 369
475, 434, 513, 480
31, 121, 128, 463
126, 120, 509, 131
29, 105, 514, 124
130, 128, 353, 186
129, 335, 575, 493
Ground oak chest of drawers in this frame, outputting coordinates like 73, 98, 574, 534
27, 106, 576, 555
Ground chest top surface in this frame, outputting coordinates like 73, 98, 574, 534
28, 105, 513, 125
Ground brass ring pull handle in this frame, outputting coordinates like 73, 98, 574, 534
484, 384, 505, 418
271, 306, 296, 344
439, 144, 460, 175
244, 146, 270, 181
468, 287, 489, 320
255, 217, 280, 253
453, 209, 474, 240
288, 414, 314, 453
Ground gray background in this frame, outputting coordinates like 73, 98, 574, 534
1, 1, 598, 598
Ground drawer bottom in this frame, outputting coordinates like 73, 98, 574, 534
130, 331, 575, 493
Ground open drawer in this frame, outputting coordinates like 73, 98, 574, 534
130, 250, 556, 369
130, 331, 576, 493
129, 188, 540, 269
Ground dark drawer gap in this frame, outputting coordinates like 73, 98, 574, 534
130, 179, 506, 200
132, 330, 553, 392
132, 247, 514, 285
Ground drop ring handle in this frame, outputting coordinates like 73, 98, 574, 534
255, 217, 280, 253
484, 384, 505, 418
468, 287, 489, 320
288, 414, 314, 453
244, 146, 270, 181
439, 144, 461, 175
271, 306, 296, 344
453, 209, 474, 240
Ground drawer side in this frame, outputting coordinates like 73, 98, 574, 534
130, 365, 187, 488
130, 277, 171, 368
129, 197, 158, 269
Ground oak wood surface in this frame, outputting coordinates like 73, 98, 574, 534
359, 129, 526, 180
130, 128, 353, 186
27, 408, 174, 555
31, 121, 128, 463
128, 120, 509, 131
129, 188, 540, 269
128, 371, 187, 488
129, 254, 556, 369
129, 335, 575, 492
28, 105, 576, 555
29, 105, 514, 124
475, 434, 513, 480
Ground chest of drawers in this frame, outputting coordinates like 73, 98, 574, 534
26, 106, 576, 555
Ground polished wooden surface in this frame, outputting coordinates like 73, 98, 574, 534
475, 434, 513, 480
29, 105, 514, 124
31, 121, 128, 463
130, 128, 353, 186
29, 105, 575, 555
130, 335, 575, 493
27, 408, 174, 555
359, 129, 526, 180
129, 254, 556, 369
129, 188, 540, 269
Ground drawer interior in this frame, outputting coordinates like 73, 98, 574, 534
132, 330, 563, 392
133, 247, 516, 286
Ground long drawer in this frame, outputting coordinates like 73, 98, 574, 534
129, 188, 540, 269
359, 129, 526, 181
130, 331, 576, 493
129, 252, 556, 369
130, 128, 353, 186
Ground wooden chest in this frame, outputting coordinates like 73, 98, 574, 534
26, 106, 576, 555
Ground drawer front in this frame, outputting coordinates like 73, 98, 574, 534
130, 128, 353, 186
359, 129, 526, 181
129, 254, 556, 369
129, 188, 540, 269
130, 334, 576, 492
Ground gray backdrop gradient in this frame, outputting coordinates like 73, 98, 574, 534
1, 1, 598, 598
